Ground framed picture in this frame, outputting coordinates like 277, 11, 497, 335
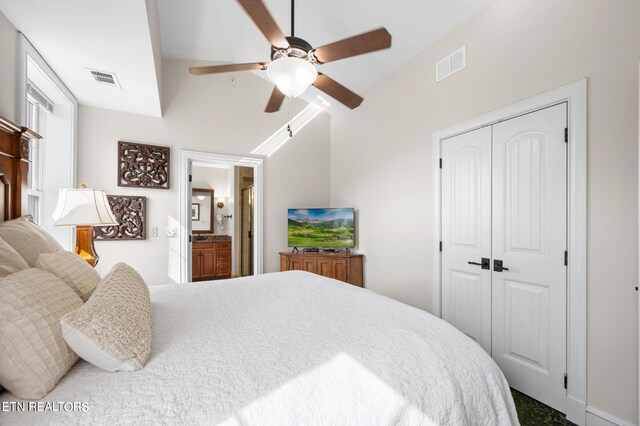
192, 203, 200, 221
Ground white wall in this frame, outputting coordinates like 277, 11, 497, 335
264, 114, 331, 272
78, 58, 330, 283
0, 10, 17, 121
192, 165, 229, 197
330, 0, 639, 422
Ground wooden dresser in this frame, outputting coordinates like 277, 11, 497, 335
279, 252, 364, 287
193, 240, 231, 281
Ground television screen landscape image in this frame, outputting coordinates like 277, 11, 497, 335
288, 208, 355, 248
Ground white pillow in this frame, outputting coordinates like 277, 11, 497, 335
0, 215, 63, 266
36, 252, 101, 302
60, 263, 151, 372
0, 269, 82, 399
0, 237, 29, 278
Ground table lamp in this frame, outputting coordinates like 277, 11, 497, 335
51, 186, 118, 267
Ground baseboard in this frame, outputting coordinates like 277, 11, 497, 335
586, 406, 637, 426
567, 396, 587, 425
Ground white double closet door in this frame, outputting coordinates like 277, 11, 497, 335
441, 103, 568, 412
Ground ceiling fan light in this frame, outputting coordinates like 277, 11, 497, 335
267, 56, 317, 98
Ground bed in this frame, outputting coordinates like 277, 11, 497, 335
0, 272, 518, 425
0, 116, 518, 425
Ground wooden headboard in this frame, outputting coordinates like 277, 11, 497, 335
0, 115, 40, 222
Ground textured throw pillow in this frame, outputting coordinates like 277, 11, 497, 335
0, 269, 83, 399
36, 252, 101, 302
0, 215, 64, 266
0, 237, 29, 278
60, 263, 151, 372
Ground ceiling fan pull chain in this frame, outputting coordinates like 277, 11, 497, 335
287, 99, 293, 137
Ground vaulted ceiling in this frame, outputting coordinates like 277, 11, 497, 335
159, 0, 496, 113
0, 0, 496, 117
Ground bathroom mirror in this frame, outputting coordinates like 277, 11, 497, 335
192, 188, 214, 234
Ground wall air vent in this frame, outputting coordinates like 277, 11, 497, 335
436, 46, 466, 82
88, 69, 121, 88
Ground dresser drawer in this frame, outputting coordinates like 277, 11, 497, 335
216, 262, 231, 276
193, 241, 231, 250
193, 243, 216, 249
216, 250, 230, 261
279, 252, 363, 287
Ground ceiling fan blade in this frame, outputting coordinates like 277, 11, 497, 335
236, 0, 290, 49
189, 62, 266, 75
265, 86, 285, 113
312, 73, 363, 109
312, 28, 392, 64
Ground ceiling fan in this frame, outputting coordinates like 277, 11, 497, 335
188, 0, 392, 113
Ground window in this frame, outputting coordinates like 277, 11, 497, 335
18, 34, 77, 250
25, 87, 49, 224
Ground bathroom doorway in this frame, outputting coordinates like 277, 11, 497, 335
190, 164, 233, 281
179, 150, 263, 283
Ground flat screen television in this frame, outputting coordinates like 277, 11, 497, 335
288, 208, 355, 248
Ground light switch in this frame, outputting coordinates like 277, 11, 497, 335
165, 227, 177, 237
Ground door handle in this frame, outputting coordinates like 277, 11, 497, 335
494, 259, 510, 272
468, 258, 490, 270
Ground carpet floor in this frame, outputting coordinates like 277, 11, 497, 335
512, 389, 576, 425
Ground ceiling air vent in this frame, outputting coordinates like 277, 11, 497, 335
88, 69, 121, 88
436, 46, 466, 82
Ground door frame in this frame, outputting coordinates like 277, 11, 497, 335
179, 150, 264, 283
431, 79, 587, 425
240, 184, 254, 276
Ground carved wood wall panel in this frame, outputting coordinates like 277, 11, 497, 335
118, 141, 170, 189
94, 195, 146, 240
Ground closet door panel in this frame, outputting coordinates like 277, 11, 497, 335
441, 126, 492, 353
491, 103, 567, 412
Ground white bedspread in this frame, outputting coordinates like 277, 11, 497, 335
1, 271, 519, 425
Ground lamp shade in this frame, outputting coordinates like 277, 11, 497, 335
266, 57, 317, 98
52, 188, 118, 226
